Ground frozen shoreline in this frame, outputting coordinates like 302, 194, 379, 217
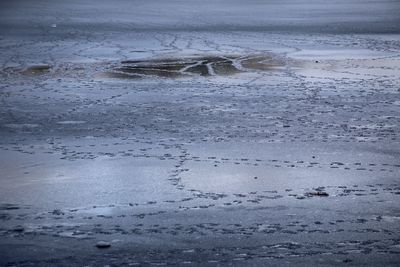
1, 0, 400, 266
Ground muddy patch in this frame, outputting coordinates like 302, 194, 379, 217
103, 54, 284, 79
21, 64, 52, 75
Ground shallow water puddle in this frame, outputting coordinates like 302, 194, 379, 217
103, 54, 284, 79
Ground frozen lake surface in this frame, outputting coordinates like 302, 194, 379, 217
0, 0, 400, 266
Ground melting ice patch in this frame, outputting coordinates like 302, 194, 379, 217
102, 54, 284, 79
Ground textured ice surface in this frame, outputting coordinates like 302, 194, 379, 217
1, 0, 400, 266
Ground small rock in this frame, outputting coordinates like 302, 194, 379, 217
96, 241, 111, 249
